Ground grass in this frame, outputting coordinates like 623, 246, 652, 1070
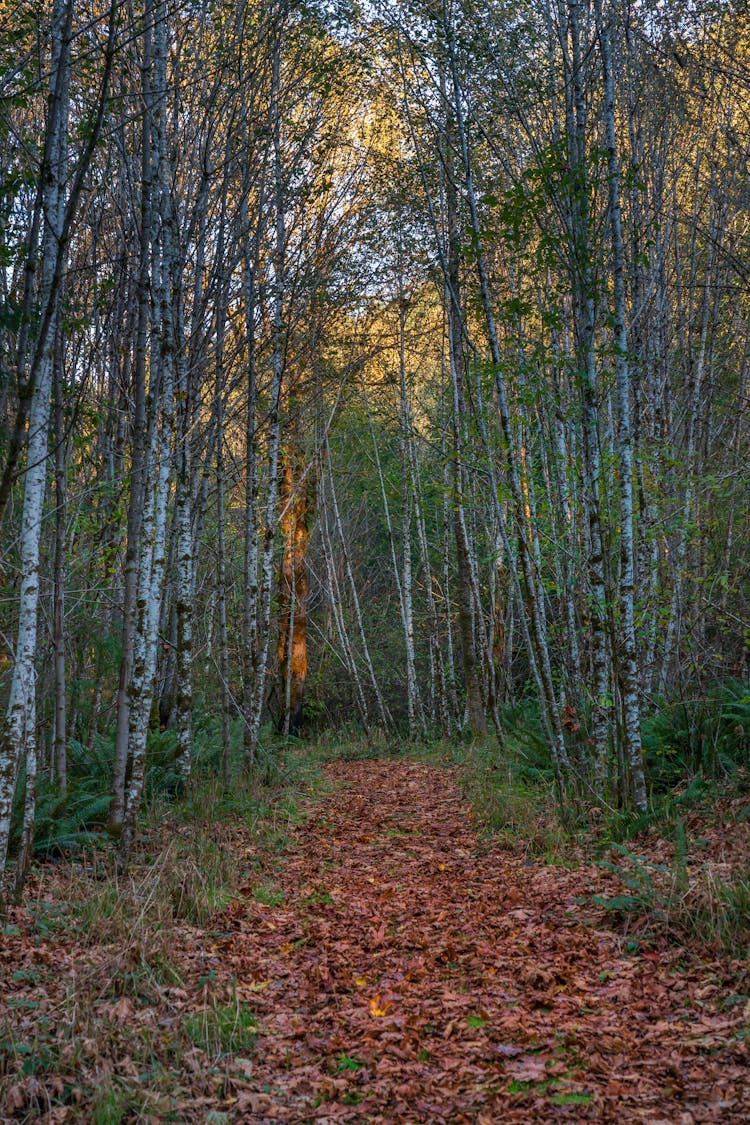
358, 714, 750, 958
674, 867, 750, 953
305, 726, 394, 762
253, 881, 285, 906
184, 997, 258, 1059
90, 1083, 130, 1125
467, 1014, 487, 1028
1, 739, 327, 1123
4, 697, 748, 1118
404, 733, 570, 860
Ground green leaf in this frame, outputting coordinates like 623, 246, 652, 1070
592, 894, 646, 913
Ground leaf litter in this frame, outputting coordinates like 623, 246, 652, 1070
217, 761, 749, 1122
1, 759, 748, 1122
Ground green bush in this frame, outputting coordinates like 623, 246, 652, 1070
642, 680, 750, 790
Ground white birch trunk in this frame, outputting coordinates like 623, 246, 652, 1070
443, 18, 568, 776
117, 1, 175, 863
241, 185, 262, 759
658, 192, 717, 696
567, 0, 612, 790
598, 3, 647, 810
111, 0, 154, 828
410, 433, 452, 734
245, 38, 285, 762
173, 328, 193, 780
0, 0, 72, 885
397, 300, 427, 739
52, 314, 67, 790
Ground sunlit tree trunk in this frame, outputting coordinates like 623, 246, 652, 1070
277, 421, 313, 737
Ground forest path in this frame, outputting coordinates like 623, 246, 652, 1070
221, 759, 747, 1122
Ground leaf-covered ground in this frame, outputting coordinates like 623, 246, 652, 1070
2, 758, 748, 1121
219, 760, 749, 1121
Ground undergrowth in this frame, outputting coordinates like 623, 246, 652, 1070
1, 729, 326, 1123
4, 680, 748, 1120
396, 684, 750, 955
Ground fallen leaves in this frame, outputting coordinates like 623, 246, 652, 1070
369, 994, 393, 1017
3, 759, 749, 1123
206, 760, 749, 1121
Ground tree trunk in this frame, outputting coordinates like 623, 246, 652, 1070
0, 0, 73, 888
111, 0, 153, 830
598, 1, 647, 810
52, 320, 67, 790
277, 425, 312, 737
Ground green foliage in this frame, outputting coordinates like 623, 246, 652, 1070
594, 843, 666, 916
13, 738, 114, 857
673, 817, 689, 892
642, 680, 750, 789
551, 1092, 593, 1106
11, 727, 184, 858
495, 698, 556, 783
335, 1053, 364, 1072
8, 719, 221, 860
143, 728, 182, 799
313, 727, 394, 762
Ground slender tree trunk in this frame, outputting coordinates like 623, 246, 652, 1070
245, 35, 285, 763
397, 297, 427, 739
213, 189, 232, 785
117, 0, 175, 865
444, 132, 485, 735
324, 437, 391, 731
52, 321, 67, 790
111, 0, 153, 829
361, 360, 425, 739
598, 2, 647, 810
659, 188, 717, 696
173, 338, 194, 781
241, 183, 263, 760
444, 18, 569, 770
410, 427, 451, 734
567, 0, 612, 790
277, 424, 312, 737
0, 0, 73, 889
216, 425, 232, 783
317, 458, 371, 732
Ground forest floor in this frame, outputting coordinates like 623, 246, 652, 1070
2, 756, 749, 1122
